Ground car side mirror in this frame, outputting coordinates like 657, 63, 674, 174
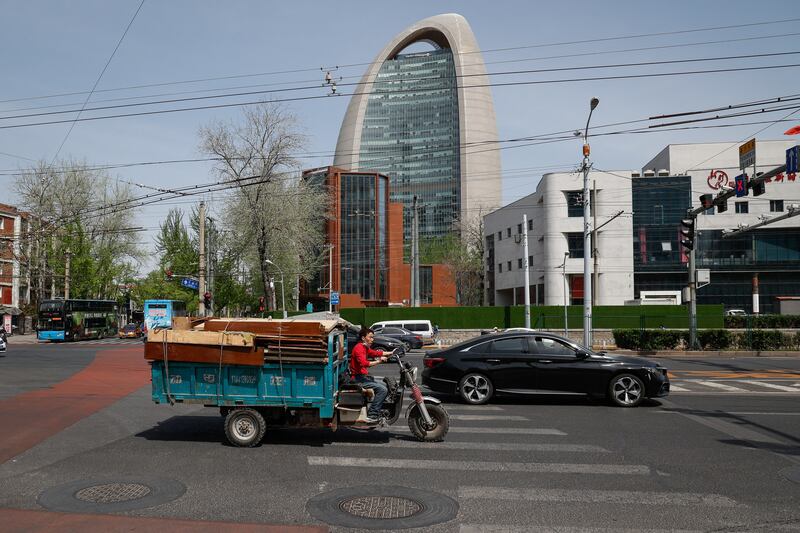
576, 351, 590, 359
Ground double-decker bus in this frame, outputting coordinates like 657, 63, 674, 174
37, 299, 119, 341
143, 299, 187, 333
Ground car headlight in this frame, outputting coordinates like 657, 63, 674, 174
646, 367, 665, 377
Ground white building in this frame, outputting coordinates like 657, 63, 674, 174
485, 140, 800, 313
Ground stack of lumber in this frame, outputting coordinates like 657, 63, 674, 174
144, 317, 347, 366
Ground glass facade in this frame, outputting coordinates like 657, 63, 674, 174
359, 48, 460, 242
632, 177, 692, 272
339, 174, 389, 301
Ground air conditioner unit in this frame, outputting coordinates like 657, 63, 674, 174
657, 169, 669, 176
631, 171, 641, 177
643, 169, 656, 177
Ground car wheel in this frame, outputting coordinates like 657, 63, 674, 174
458, 373, 494, 405
608, 373, 645, 407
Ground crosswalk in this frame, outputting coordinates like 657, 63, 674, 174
304, 400, 748, 531
670, 379, 800, 395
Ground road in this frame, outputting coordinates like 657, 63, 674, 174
0, 342, 798, 532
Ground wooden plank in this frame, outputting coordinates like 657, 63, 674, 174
144, 342, 264, 366
203, 319, 343, 336
147, 329, 255, 347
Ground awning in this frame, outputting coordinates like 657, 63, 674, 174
0, 305, 22, 316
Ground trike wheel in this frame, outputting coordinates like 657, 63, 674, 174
224, 408, 266, 447
408, 403, 449, 442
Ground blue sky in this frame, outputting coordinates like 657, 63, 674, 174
1, 0, 798, 271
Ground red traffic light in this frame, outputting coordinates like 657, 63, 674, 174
700, 194, 714, 210
165, 268, 173, 278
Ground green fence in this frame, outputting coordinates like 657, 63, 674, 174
333, 304, 724, 330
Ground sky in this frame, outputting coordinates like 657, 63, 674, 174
1, 0, 799, 274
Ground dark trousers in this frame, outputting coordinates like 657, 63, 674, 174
353, 375, 388, 418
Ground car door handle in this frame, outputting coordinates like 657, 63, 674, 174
486, 359, 501, 363
538, 360, 553, 364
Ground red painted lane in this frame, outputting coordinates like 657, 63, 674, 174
0, 347, 149, 464
0, 508, 328, 533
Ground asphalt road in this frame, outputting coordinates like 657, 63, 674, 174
1, 344, 799, 532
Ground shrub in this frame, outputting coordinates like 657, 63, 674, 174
697, 329, 732, 350
735, 330, 786, 350
725, 314, 800, 329
612, 329, 683, 350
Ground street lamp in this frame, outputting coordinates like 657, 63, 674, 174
266, 259, 287, 319
557, 251, 570, 337
581, 97, 599, 348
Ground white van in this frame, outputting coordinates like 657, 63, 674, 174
370, 320, 437, 345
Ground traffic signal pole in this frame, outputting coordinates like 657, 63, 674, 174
198, 201, 206, 317
688, 243, 698, 350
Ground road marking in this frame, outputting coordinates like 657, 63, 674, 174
659, 400, 784, 446
441, 405, 505, 411
737, 380, 800, 392
458, 486, 737, 507
449, 415, 528, 421
308, 456, 649, 475
668, 384, 690, 392
332, 441, 610, 453
694, 380, 748, 392
392, 426, 566, 435
461, 526, 702, 533
727, 412, 800, 416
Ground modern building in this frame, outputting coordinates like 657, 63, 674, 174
302, 167, 456, 308
333, 13, 501, 242
485, 140, 800, 313
0, 202, 31, 332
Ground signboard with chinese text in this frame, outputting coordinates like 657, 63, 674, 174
739, 138, 756, 170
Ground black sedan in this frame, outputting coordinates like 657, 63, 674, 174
371, 326, 424, 350
422, 331, 669, 407
346, 326, 406, 356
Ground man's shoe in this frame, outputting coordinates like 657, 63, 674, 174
362, 416, 380, 424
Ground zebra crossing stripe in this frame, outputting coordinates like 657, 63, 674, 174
460, 526, 702, 533
308, 456, 649, 475
458, 486, 737, 507
392, 426, 566, 435
449, 415, 527, 421
695, 381, 748, 392
668, 384, 690, 392
737, 380, 800, 392
332, 441, 610, 453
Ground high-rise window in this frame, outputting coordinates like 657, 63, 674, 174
735, 202, 749, 214
770, 200, 784, 212
359, 48, 460, 241
567, 233, 584, 258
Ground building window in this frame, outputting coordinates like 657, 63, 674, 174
517, 223, 523, 234
770, 200, 784, 212
566, 190, 594, 217
567, 232, 584, 258
498, 263, 502, 273
0, 218, 4, 230
507, 227, 511, 237
703, 206, 715, 215
517, 258, 523, 269
528, 255, 533, 267
507, 260, 512, 271
735, 202, 749, 214
420, 266, 433, 304
528, 219, 533, 231
497, 231, 502, 241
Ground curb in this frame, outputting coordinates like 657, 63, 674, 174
612, 350, 800, 358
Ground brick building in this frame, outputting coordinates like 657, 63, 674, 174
0, 202, 31, 332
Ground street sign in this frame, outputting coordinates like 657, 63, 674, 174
788, 145, 800, 174
739, 138, 756, 170
697, 269, 710, 289
330, 291, 340, 305
734, 174, 748, 197
181, 277, 199, 290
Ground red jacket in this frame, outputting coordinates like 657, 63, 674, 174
350, 342, 383, 376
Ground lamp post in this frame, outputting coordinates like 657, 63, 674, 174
581, 97, 599, 348
557, 251, 569, 337
266, 259, 287, 319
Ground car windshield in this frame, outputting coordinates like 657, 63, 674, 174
123, 324, 137, 331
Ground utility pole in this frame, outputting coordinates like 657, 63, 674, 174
64, 248, 71, 299
410, 196, 420, 307
688, 244, 698, 350
328, 244, 334, 313
198, 201, 206, 317
580, 97, 599, 349
592, 180, 598, 308
522, 214, 531, 329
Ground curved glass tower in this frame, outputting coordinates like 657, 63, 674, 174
334, 13, 500, 242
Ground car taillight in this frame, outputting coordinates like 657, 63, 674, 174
424, 357, 445, 368
415, 336, 422, 340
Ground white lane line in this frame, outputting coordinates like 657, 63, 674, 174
727, 412, 800, 416
461, 526, 701, 533
458, 486, 737, 507
694, 380, 748, 392
668, 384, 691, 392
332, 441, 610, 453
738, 380, 800, 392
441, 405, 505, 411
449, 415, 528, 421
392, 426, 566, 435
309, 456, 649, 475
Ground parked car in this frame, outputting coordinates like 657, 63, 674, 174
422, 331, 669, 407
0, 330, 6, 354
370, 326, 424, 350
345, 326, 406, 357
371, 320, 437, 345
119, 323, 142, 339
724, 309, 747, 317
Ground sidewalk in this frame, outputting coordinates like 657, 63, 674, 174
4, 333, 39, 344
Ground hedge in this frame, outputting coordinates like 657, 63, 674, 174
725, 314, 800, 329
613, 329, 800, 351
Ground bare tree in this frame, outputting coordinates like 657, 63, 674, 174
199, 104, 326, 311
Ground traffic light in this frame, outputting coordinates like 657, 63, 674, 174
165, 268, 173, 279
203, 291, 212, 310
258, 296, 265, 312
699, 194, 714, 210
716, 197, 728, 213
680, 218, 695, 251
751, 180, 765, 196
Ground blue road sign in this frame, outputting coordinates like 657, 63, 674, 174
787, 146, 799, 174
181, 277, 199, 290
734, 174, 748, 197
330, 291, 340, 305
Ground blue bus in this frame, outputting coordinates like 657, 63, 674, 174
38, 299, 119, 341
143, 299, 188, 333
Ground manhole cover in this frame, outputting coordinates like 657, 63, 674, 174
38, 478, 185, 514
75, 483, 151, 503
307, 485, 457, 530
340, 495, 422, 519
